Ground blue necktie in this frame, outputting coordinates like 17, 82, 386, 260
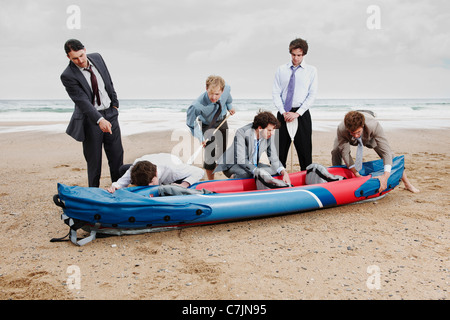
254, 139, 260, 166
355, 137, 364, 171
284, 66, 299, 112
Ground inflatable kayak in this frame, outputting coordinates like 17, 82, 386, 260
53, 156, 405, 245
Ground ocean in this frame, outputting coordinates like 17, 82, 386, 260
0, 98, 449, 136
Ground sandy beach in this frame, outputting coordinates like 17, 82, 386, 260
0, 123, 448, 300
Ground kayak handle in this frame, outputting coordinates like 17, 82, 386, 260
53, 194, 65, 208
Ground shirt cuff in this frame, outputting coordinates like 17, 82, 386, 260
296, 108, 306, 116
384, 165, 392, 173
277, 167, 285, 175
97, 117, 105, 124
111, 182, 122, 190
277, 106, 285, 115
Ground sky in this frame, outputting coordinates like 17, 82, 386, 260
0, 0, 449, 100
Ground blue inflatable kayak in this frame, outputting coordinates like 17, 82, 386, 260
53, 156, 404, 245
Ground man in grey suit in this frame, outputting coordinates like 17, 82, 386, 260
214, 111, 291, 185
331, 110, 419, 193
61, 39, 124, 187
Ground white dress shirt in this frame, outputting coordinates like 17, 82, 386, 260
272, 60, 318, 116
112, 153, 204, 189
77, 59, 111, 111
251, 131, 284, 175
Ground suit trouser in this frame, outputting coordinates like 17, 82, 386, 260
202, 121, 228, 171
83, 107, 124, 187
223, 163, 278, 179
331, 139, 396, 168
331, 137, 346, 166
277, 109, 312, 171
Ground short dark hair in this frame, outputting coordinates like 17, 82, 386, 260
130, 161, 157, 186
64, 39, 85, 54
252, 111, 280, 130
289, 38, 308, 55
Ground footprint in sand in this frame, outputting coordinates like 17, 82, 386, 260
54, 164, 70, 168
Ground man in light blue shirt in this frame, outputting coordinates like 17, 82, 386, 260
272, 38, 318, 171
186, 75, 235, 180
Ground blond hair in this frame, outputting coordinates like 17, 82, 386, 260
206, 75, 225, 91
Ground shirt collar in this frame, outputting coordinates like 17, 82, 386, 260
201, 91, 213, 105
289, 60, 305, 69
76, 58, 93, 72
253, 129, 264, 142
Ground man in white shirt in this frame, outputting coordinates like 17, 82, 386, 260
272, 38, 318, 171
107, 153, 204, 193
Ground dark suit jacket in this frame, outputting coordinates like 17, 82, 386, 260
215, 123, 283, 175
61, 53, 118, 142
333, 112, 393, 167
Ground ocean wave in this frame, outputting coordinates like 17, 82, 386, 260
1, 98, 449, 134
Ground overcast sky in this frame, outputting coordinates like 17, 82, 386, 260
0, 0, 449, 100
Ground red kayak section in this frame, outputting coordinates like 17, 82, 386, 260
193, 167, 373, 206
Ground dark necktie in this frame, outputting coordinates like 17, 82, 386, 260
284, 66, 299, 112
84, 65, 101, 106
209, 100, 222, 128
203, 100, 223, 141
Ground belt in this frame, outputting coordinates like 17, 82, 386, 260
98, 107, 110, 114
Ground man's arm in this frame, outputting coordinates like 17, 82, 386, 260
107, 167, 132, 193
272, 67, 286, 115
173, 165, 205, 187
295, 66, 318, 116
61, 71, 103, 124
61, 68, 112, 134
233, 127, 256, 175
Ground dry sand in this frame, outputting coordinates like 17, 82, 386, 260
0, 123, 448, 300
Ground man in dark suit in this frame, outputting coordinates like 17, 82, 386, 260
214, 111, 291, 185
61, 39, 124, 187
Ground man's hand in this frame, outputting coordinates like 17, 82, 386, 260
172, 181, 190, 188
283, 111, 300, 122
350, 167, 361, 177
281, 170, 291, 185
375, 171, 390, 193
99, 118, 112, 134
107, 185, 117, 193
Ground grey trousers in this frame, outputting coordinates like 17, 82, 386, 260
223, 163, 278, 179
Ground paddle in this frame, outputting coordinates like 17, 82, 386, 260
187, 113, 231, 165
286, 118, 298, 173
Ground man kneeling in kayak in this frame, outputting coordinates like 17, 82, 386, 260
214, 111, 291, 186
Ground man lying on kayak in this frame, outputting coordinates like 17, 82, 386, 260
107, 153, 204, 193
